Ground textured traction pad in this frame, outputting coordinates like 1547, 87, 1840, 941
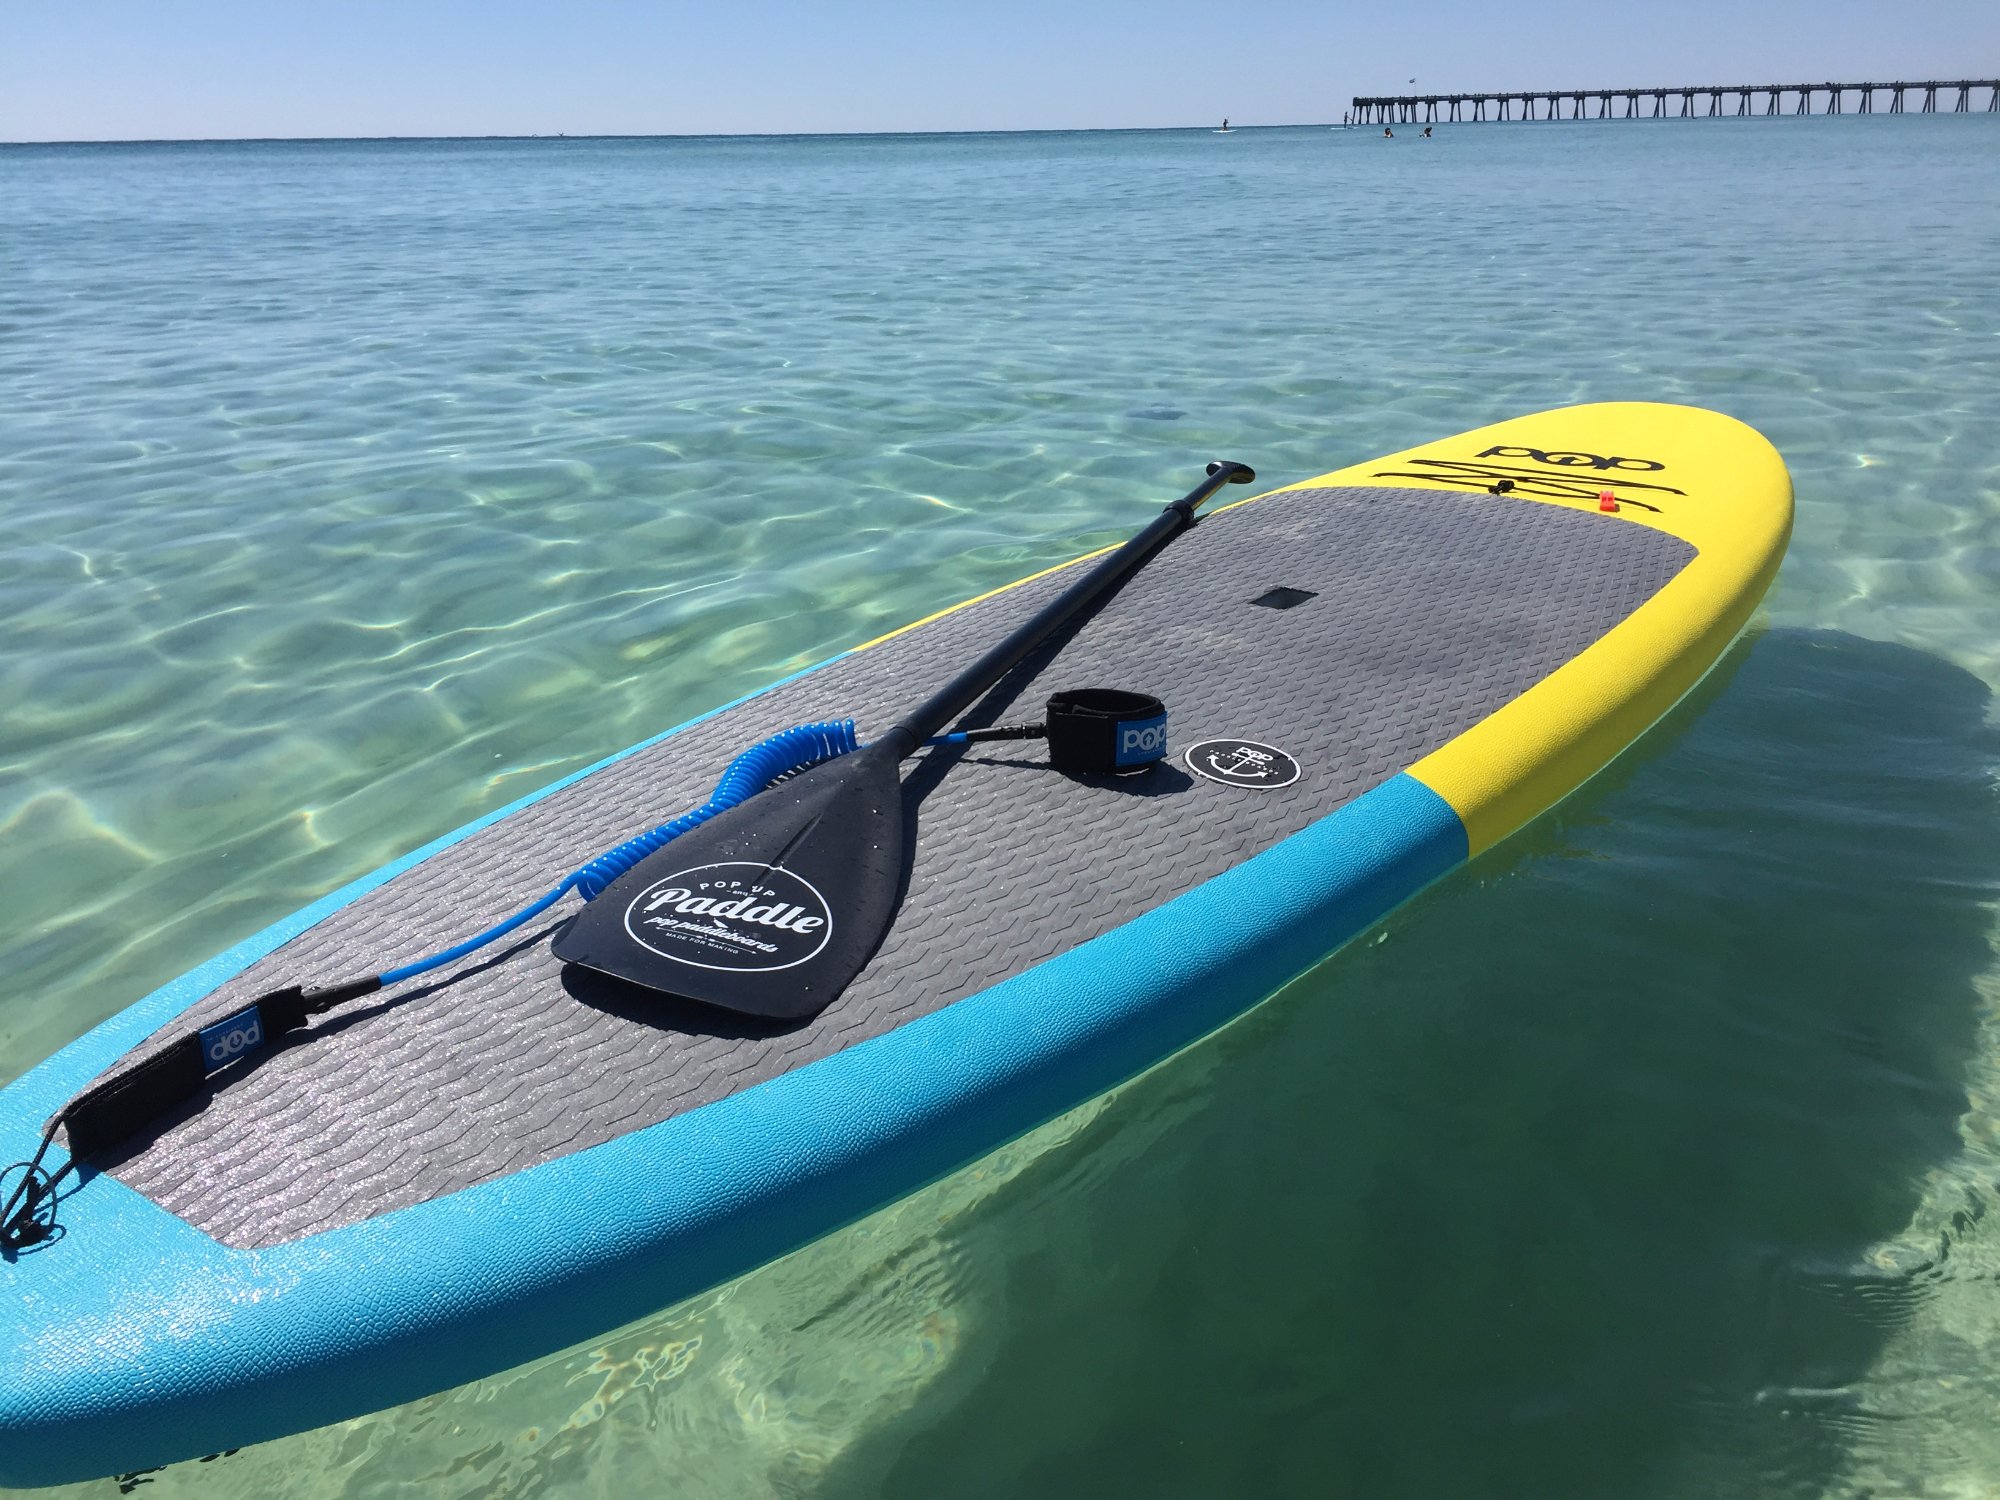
100, 486, 1693, 1247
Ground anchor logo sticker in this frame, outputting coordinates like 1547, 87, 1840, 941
1183, 738, 1302, 790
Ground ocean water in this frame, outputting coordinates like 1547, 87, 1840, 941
2, 116, 1998, 1497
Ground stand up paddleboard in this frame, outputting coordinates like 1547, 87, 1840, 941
0, 403, 1791, 1486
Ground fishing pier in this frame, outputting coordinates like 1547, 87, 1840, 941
1350, 79, 2000, 124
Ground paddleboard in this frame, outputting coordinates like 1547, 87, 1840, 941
0, 402, 1791, 1485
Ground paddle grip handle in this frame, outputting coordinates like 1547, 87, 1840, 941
883, 460, 1255, 756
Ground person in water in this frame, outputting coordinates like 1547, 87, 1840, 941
1221, 118, 1229, 131
1422, 125, 1433, 137
1383, 127, 1394, 137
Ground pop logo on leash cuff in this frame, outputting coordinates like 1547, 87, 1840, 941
1116, 714, 1169, 768
199, 1008, 265, 1071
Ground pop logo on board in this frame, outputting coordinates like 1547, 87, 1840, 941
1476, 445, 1664, 473
1183, 738, 1302, 790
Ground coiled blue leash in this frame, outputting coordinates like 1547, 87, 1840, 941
0, 717, 866, 1251
380, 718, 861, 986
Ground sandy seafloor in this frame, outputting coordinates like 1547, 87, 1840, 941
2, 116, 1999, 1496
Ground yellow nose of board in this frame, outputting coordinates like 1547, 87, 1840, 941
1262, 401, 1793, 854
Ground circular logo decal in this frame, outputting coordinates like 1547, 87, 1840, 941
1184, 738, 1302, 790
622, 862, 834, 972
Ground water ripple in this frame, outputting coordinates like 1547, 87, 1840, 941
4, 118, 1999, 1497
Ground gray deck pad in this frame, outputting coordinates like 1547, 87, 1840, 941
97, 486, 1694, 1247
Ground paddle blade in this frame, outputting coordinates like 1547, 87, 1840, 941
551, 742, 908, 1020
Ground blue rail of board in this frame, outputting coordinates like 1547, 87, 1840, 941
0, 760, 1464, 1487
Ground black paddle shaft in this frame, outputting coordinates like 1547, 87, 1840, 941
552, 458, 1256, 1020
877, 459, 1256, 758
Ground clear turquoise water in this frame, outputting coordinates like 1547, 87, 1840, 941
3, 117, 1999, 1496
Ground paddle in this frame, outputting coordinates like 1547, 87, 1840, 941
551, 459, 1257, 1020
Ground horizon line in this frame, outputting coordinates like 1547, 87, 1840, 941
6, 112, 1978, 148
4, 121, 1339, 148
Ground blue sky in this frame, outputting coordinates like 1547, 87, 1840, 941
3, 1, 1995, 141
